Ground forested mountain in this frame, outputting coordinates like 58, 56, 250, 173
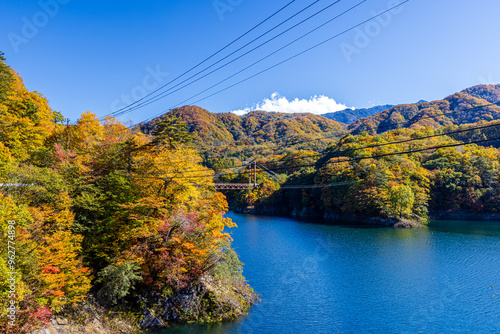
321, 104, 394, 124
137, 105, 346, 147
138, 85, 500, 151
237, 123, 500, 223
349, 85, 500, 134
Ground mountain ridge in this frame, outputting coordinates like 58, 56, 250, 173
348, 84, 500, 134
136, 84, 500, 150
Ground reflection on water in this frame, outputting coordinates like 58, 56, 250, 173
153, 214, 500, 334
429, 219, 500, 236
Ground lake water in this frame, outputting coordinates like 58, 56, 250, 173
153, 213, 500, 334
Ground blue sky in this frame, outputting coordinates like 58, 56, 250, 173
1, 0, 499, 124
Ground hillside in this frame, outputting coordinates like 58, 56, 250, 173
322, 104, 394, 124
137, 105, 346, 149
349, 84, 500, 134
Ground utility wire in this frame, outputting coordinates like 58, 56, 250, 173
154, 133, 500, 179
134, 111, 500, 177
264, 135, 500, 173
261, 104, 500, 164
186, 98, 500, 155
350, 100, 500, 133
110, 0, 327, 117
107, 0, 298, 115
114, 0, 349, 117
103, 102, 500, 177
137, 0, 410, 125
120, 0, 363, 117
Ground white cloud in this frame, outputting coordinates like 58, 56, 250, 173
231, 93, 351, 115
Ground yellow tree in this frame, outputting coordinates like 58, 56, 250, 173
29, 191, 92, 310
0, 68, 54, 161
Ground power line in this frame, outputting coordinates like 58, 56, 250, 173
114, 0, 351, 117
169, 124, 500, 178
263, 135, 500, 173
107, 0, 298, 116
121, 0, 363, 117
281, 181, 352, 189
110, 0, 329, 117
136, 0, 410, 125
71, 123, 500, 184
195, 99, 500, 156
133, 105, 500, 177
349, 100, 500, 134
104, 101, 500, 178
261, 104, 500, 164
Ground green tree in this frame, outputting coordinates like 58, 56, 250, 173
149, 112, 193, 150
384, 183, 415, 218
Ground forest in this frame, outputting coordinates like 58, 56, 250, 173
233, 124, 500, 223
0, 53, 256, 333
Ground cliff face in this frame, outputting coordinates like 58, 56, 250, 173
139, 274, 257, 329
33, 275, 258, 333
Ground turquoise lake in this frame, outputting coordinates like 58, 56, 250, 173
153, 213, 500, 333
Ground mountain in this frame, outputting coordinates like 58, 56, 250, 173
136, 106, 346, 149
348, 84, 500, 134
321, 104, 394, 124
136, 84, 500, 152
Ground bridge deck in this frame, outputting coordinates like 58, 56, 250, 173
214, 183, 257, 190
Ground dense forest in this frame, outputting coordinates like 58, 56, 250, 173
137, 84, 500, 225
237, 124, 500, 224
348, 86, 500, 135
0, 53, 256, 333
137, 106, 347, 169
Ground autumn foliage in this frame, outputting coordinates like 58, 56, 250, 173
0, 53, 247, 330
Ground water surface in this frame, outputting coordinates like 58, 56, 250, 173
153, 214, 500, 333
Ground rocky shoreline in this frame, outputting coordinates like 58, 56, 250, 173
138, 274, 258, 330
32, 274, 258, 334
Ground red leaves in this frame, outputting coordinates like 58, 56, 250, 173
42, 266, 61, 274
29, 305, 52, 328
52, 143, 76, 166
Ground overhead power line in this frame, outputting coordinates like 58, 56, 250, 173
110, 0, 330, 117
281, 181, 352, 189
107, 0, 298, 116
120, 0, 363, 117
153, 131, 500, 180
137, 0, 410, 126
135, 111, 500, 177
263, 135, 500, 173
261, 103, 500, 164
350, 100, 500, 133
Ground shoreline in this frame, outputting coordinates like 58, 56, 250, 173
233, 206, 500, 228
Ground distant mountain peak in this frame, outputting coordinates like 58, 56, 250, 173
321, 104, 395, 124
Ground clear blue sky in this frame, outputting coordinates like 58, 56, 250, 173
1, 0, 499, 123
